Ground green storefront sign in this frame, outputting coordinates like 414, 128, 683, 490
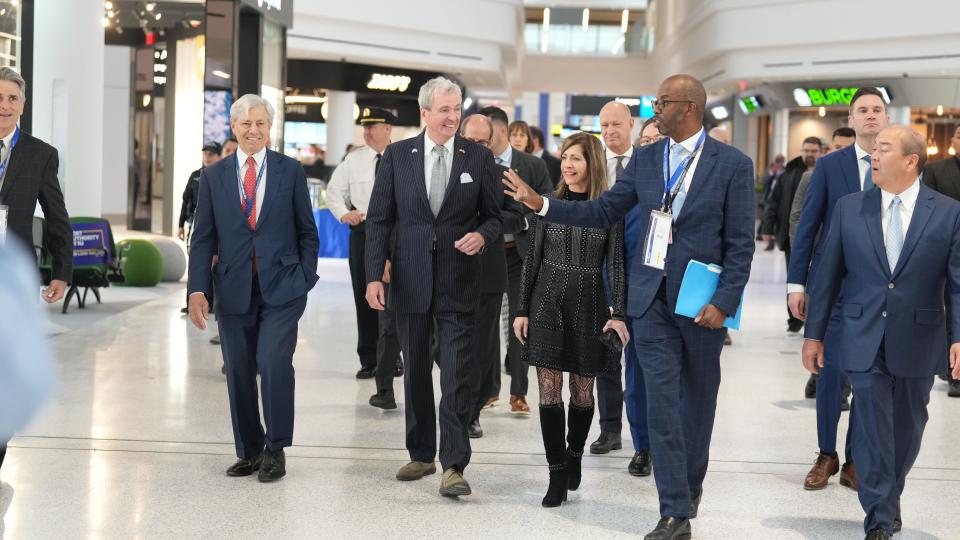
807, 87, 860, 106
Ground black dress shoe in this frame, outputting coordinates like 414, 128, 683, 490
787, 319, 804, 333
356, 367, 376, 379
865, 528, 890, 540
180, 306, 189, 314
804, 374, 817, 399
628, 450, 652, 477
468, 420, 483, 438
589, 431, 622, 454
369, 390, 397, 410
644, 517, 691, 540
841, 380, 852, 411
258, 449, 286, 482
226, 453, 263, 476
893, 497, 901, 533
949, 379, 960, 398
689, 489, 702, 519
394, 360, 404, 378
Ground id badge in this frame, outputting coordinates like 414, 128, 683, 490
642, 210, 672, 270
0, 204, 7, 245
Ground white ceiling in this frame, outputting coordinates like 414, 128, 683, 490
522, 1, 648, 8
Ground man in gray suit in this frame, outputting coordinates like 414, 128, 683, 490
365, 77, 501, 497
479, 106, 552, 416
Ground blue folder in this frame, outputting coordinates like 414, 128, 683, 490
674, 260, 744, 330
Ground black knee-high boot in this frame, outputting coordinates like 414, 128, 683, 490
566, 402, 594, 491
539, 404, 568, 507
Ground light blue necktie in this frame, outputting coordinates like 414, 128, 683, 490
886, 196, 903, 271
495, 156, 504, 166
670, 143, 691, 216
862, 155, 874, 190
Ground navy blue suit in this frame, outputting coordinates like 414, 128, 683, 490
189, 150, 319, 459
789, 144, 862, 460
805, 184, 960, 534
365, 131, 501, 472
543, 134, 755, 518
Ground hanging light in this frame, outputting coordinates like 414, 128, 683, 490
818, 106, 826, 117
937, 105, 944, 116
104, 1, 113, 9
582, 9, 589, 31
927, 140, 939, 155
101, 17, 110, 27
145, 2, 156, 12
949, 146, 957, 156
621, 9, 630, 33
155, 13, 162, 21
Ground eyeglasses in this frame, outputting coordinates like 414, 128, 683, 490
466, 138, 490, 147
651, 98, 693, 110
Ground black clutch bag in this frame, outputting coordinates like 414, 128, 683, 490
601, 329, 624, 353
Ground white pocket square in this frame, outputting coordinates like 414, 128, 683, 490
460, 173, 474, 184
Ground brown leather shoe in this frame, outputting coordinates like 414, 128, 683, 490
396, 461, 436, 481
482, 397, 499, 409
839, 462, 858, 491
803, 452, 840, 490
510, 395, 531, 415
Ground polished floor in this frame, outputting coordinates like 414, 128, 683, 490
2, 245, 959, 539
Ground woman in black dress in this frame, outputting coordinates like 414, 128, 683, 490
506, 132, 629, 507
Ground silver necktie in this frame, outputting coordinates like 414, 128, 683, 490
886, 196, 903, 270
428, 145, 447, 216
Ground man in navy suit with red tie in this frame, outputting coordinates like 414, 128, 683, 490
188, 94, 319, 482
803, 126, 960, 540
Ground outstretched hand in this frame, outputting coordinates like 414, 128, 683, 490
502, 169, 544, 212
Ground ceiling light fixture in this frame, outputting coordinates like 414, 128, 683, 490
620, 9, 629, 33
104, 1, 113, 9
145, 2, 155, 12
937, 105, 944, 116
582, 8, 589, 31
542, 7, 550, 29
818, 106, 826, 117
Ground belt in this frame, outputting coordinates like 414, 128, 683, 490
504, 241, 517, 249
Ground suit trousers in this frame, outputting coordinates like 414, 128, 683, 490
374, 285, 402, 394
848, 348, 933, 535
348, 224, 379, 370
818, 311, 854, 460
470, 293, 502, 422
623, 315, 651, 451
596, 355, 624, 434
396, 308, 475, 472
218, 277, 306, 459
633, 281, 725, 519
505, 246, 529, 396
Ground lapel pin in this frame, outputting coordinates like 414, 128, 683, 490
412, 148, 418, 153
458, 148, 466, 154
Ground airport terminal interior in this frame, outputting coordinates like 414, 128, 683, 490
2, 0, 960, 538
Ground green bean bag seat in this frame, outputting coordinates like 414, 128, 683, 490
117, 239, 164, 287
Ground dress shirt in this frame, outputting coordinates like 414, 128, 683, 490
880, 178, 920, 241
537, 128, 704, 217
235, 146, 267, 223
0, 127, 18, 193
787, 141, 874, 294
326, 145, 380, 220
606, 145, 634, 187
532, 149, 544, 158
424, 132, 456, 194
495, 145, 513, 167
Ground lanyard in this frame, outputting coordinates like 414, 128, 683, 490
236, 153, 267, 220
661, 130, 706, 212
0, 126, 22, 180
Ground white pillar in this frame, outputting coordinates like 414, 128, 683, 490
770, 108, 790, 160
102, 45, 131, 221
888, 106, 911, 127
325, 90, 356, 165
546, 92, 566, 153
33, 0, 105, 217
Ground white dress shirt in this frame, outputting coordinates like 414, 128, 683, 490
788, 142, 874, 294
537, 128, 704, 217
495, 144, 513, 167
606, 145, 634, 187
235, 146, 267, 223
880, 178, 920, 241
326, 145, 381, 220
424, 133, 456, 194
0, 127, 18, 193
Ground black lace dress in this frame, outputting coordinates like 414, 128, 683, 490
515, 191, 626, 377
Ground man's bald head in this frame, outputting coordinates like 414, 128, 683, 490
461, 114, 494, 148
872, 125, 926, 193
653, 74, 707, 140
600, 100, 635, 155
661, 74, 707, 112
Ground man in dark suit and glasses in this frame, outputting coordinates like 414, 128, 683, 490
803, 126, 960, 540
0, 66, 72, 473
505, 74, 755, 540
530, 125, 561, 187
923, 124, 960, 397
365, 77, 501, 497
188, 94, 319, 482
479, 105, 552, 416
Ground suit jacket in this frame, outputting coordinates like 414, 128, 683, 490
923, 156, 960, 201
805, 185, 960, 377
188, 149, 320, 315
478, 163, 524, 294
365, 131, 502, 314
788, 144, 862, 286
762, 155, 806, 249
544, 135, 755, 318
506, 149, 553, 256
541, 151, 561, 188
0, 131, 72, 282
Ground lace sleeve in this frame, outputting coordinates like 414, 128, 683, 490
516, 213, 545, 317
606, 219, 626, 319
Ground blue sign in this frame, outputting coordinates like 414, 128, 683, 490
72, 223, 111, 266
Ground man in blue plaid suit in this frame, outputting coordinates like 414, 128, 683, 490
504, 74, 755, 540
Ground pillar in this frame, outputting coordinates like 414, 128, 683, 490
325, 90, 356, 165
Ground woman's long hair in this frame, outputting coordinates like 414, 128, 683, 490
508, 120, 534, 153
555, 132, 608, 201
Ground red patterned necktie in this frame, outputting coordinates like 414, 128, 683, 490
243, 156, 258, 230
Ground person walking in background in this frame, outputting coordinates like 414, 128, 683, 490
508, 120, 533, 153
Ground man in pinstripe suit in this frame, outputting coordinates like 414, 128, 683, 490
505, 75, 755, 539
365, 77, 502, 497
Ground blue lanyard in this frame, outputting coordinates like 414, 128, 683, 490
236, 153, 267, 220
661, 129, 706, 210
0, 126, 22, 179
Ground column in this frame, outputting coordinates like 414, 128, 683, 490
33, 0, 105, 217
769, 108, 790, 160
887, 106, 911, 127
325, 90, 356, 165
